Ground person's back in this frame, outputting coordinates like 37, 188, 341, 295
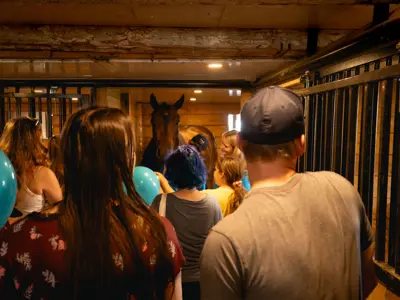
152, 193, 221, 281
152, 145, 222, 300
200, 86, 376, 300
202, 171, 372, 299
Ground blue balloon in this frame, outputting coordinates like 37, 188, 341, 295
133, 167, 160, 205
0, 151, 17, 228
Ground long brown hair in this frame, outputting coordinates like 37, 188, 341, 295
59, 107, 175, 299
48, 135, 64, 187
217, 154, 247, 214
0, 117, 48, 187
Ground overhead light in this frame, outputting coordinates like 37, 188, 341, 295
34, 89, 44, 93
194, 90, 202, 94
229, 90, 233, 96
190, 97, 197, 101
72, 97, 78, 101
208, 63, 222, 69
236, 90, 242, 96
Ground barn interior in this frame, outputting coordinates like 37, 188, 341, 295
1, 1, 400, 298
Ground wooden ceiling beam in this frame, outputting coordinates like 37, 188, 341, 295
4, 0, 395, 4
0, 25, 348, 60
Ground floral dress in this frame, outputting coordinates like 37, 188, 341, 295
0, 212, 184, 299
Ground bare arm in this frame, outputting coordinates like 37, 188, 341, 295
155, 172, 175, 194
171, 272, 182, 300
361, 244, 377, 298
37, 167, 63, 205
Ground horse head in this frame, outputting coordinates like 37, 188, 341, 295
150, 93, 184, 160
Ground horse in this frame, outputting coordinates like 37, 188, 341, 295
140, 94, 218, 188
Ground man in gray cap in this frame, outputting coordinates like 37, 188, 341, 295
200, 86, 377, 300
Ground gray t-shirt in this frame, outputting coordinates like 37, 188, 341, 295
152, 193, 222, 282
200, 171, 373, 300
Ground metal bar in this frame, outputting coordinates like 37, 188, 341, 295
77, 87, 82, 108
6, 97, 11, 121
299, 97, 305, 172
28, 94, 36, 118
325, 91, 335, 170
46, 87, 52, 138
319, 93, 326, 170
345, 86, 359, 183
15, 87, 21, 117
358, 82, 379, 222
389, 78, 400, 272
295, 63, 400, 96
375, 79, 393, 262
306, 95, 316, 171
340, 88, 350, 177
332, 89, 344, 174
91, 87, 96, 106
59, 87, 67, 130
38, 96, 42, 124
69, 98, 73, 115
120, 93, 129, 114
313, 94, 323, 171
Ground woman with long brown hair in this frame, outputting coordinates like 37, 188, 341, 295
0, 117, 62, 216
0, 107, 184, 299
48, 135, 64, 188
204, 155, 247, 216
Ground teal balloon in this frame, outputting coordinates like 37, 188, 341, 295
0, 151, 17, 228
133, 167, 160, 205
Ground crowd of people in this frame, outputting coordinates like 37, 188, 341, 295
0, 86, 376, 300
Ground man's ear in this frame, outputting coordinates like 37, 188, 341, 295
237, 133, 244, 152
295, 134, 305, 157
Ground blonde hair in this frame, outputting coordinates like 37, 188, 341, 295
217, 154, 247, 215
240, 139, 297, 163
221, 130, 242, 157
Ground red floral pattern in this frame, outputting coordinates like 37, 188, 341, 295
0, 213, 184, 299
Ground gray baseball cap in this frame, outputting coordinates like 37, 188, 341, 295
240, 86, 304, 145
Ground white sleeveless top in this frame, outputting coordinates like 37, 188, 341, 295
16, 167, 45, 214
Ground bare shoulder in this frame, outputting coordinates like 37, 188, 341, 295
36, 166, 57, 178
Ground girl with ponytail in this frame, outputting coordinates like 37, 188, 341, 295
204, 154, 247, 216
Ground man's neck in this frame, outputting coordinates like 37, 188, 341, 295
247, 159, 297, 190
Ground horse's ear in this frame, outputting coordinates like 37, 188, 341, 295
150, 94, 159, 110
174, 95, 184, 109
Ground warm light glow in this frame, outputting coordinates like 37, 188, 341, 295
236, 90, 242, 97
34, 89, 44, 93
229, 90, 233, 96
228, 114, 241, 131
194, 90, 202, 94
72, 97, 79, 101
190, 97, 197, 101
280, 78, 301, 88
208, 63, 222, 69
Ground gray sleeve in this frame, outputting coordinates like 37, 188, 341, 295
214, 202, 223, 225
200, 230, 243, 300
151, 194, 162, 212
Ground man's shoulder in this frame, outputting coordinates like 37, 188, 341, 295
211, 204, 257, 241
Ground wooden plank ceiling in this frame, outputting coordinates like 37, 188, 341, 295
0, 0, 398, 80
